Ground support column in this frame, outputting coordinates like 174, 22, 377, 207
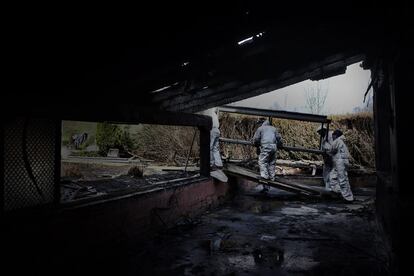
199, 126, 211, 177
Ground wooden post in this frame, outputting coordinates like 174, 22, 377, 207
199, 126, 210, 177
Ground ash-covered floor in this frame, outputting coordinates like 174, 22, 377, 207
61, 171, 201, 203
110, 186, 389, 275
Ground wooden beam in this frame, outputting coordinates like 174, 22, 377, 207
219, 105, 330, 123
162, 53, 364, 113
219, 137, 324, 155
12, 104, 212, 128
224, 164, 320, 196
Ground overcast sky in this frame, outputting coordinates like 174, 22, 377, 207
231, 62, 373, 115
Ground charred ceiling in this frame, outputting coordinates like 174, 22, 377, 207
7, 2, 406, 117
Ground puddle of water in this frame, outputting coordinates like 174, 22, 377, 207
253, 246, 284, 266
259, 216, 283, 223
248, 201, 284, 214
281, 206, 319, 216
228, 255, 256, 270
283, 256, 319, 272
345, 204, 365, 211
251, 205, 261, 213
260, 235, 277, 241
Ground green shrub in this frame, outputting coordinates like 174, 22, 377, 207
96, 122, 135, 155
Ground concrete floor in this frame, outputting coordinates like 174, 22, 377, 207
108, 186, 389, 275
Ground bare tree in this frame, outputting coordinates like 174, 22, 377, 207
305, 82, 328, 114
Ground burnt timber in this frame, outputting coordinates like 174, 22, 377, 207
2, 2, 411, 275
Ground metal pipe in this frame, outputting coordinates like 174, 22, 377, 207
281, 145, 324, 155
220, 137, 253, 145
184, 129, 197, 173
219, 105, 330, 123
219, 137, 323, 154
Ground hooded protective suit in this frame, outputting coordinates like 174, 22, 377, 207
253, 120, 282, 180
317, 126, 338, 192
326, 135, 354, 201
200, 108, 223, 168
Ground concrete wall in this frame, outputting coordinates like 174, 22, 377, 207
54, 178, 229, 246
4, 178, 230, 274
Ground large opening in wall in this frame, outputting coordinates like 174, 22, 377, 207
60, 121, 203, 203
219, 61, 376, 194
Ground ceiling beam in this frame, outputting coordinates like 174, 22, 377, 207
218, 106, 330, 123
163, 53, 364, 113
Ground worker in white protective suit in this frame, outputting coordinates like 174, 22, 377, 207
253, 119, 282, 191
200, 108, 223, 170
316, 125, 340, 192
325, 129, 354, 201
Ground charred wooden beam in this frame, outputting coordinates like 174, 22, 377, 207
218, 106, 330, 123
11, 104, 212, 129
162, 53, 363, 113
227, 159, 323, 169
219, 137, 324, 155
224, 164, 320, 196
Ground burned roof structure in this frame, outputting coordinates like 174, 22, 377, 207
7, 2, 408, 116
3, 2, 412, 275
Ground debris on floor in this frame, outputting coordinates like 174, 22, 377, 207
61, 171, 202, 203
112, 186, 389, 275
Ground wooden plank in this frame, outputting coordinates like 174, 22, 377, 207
228, 159, 323, 169
224, 163, 320, 196
219, 137, 324, 155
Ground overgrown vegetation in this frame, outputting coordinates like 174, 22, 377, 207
329, 113, 375, 167
62, 113, 375, 168
132, 125, 200, 164
220, 113, 320, 161
96, 122, 135, 156
219, 112, 375, 168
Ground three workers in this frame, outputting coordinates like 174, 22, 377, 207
201, 107, 353, 201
